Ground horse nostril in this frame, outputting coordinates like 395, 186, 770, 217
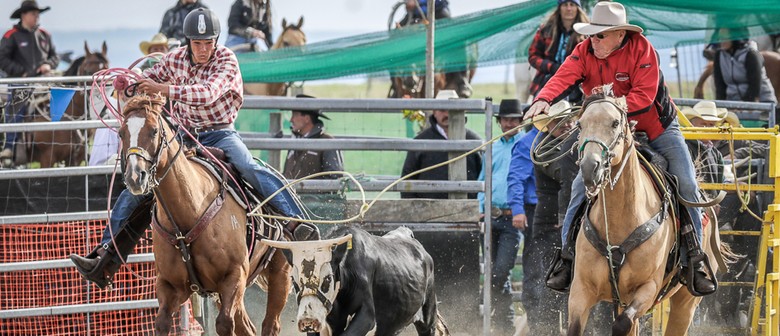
592, 161, 601, 174
139, 170, 147, 182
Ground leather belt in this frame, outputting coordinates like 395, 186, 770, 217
490, 207, 512, 217
189, 123, 233, 133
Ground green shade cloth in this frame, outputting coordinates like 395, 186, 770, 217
238, 0, 780, 83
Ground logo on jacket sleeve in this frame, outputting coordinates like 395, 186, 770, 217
615, 72, 630, 82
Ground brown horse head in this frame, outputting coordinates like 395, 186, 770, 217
118, 94, 169, 195
79, 41, 109, 76
577, 90, 634, 198
275, 17, 306, 49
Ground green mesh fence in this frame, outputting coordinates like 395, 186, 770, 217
238, 0, 780, 83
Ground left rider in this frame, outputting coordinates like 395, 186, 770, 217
70, 8, 319, 289
525, 2, 716, 296
0, 0, 59, 161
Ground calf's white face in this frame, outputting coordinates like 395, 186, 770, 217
262, 234, 352, 333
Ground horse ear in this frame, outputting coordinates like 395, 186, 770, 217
83, 41, 91, 57
281, 18, 287, 28
296, 16, 304, 29
101, 41, 108, 56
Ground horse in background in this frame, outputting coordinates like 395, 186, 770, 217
568, 92, 726, 335
243, 17, 307, 97
118, 94, 292, 336
13, 41, 108, 168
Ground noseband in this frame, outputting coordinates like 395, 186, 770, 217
577, 99, 632, 197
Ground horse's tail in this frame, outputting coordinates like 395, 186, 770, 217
434, 310, 451, 336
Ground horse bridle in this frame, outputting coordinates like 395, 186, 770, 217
122, 113, 183, 190
577, 99, 633, 197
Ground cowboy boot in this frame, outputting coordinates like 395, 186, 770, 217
286, 220, 321, 241
70, 246, 122, 289
546, 246, 574, 292
680, 222, 717, 296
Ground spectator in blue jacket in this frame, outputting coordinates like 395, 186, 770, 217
477, 99, 524, 335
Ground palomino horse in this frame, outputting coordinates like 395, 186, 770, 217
16, 41, 109, 167
693, 50, 780, 104
569, 93, 723, 335
118, 94, 291, 336
243, 17, 306, 96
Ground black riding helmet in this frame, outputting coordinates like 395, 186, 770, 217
183, 8, 221, 40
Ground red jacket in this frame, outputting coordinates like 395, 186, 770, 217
536, 32, 675, 140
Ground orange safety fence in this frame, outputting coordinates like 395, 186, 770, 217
0, 220, 203, 336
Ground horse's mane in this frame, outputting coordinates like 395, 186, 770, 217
579, 86, 628, 118
64, 57, 85, 76
122, 94, 167, 118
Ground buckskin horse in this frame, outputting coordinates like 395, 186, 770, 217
568, 92, 729, 335
243, 17, 306, 97
15, 41, 109, 167
117, 94, 291, 336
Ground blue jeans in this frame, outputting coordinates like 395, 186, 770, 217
101, 129, 304, 245
561, 120, 702, 252
486, 214, 522, 328
3, 88, 30, 150
225, 34, 265, 53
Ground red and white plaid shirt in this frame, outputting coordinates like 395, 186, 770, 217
143, 45, 244, 129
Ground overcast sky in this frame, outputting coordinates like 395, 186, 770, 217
26, 0, 521, 34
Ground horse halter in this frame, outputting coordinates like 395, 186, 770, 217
577, 99, 632, 198
123, 114, 181, 190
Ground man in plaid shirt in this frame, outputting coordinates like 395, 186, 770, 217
70, 8, 318, 289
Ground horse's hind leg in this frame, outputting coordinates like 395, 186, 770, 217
664, 290, 701, 336
612, 281, 658, 336
154, 279, 190, 336
260, 251, 292, 336
567, 281, 599, 336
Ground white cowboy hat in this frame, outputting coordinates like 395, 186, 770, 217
573, 2, 643, 36
720, 110, 741, 127
435, 90, 459, 100
533, 100, 572, 132
139, 33, 169, 55
685, 100, 727, 123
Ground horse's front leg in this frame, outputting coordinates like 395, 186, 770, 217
216, 268, 251, 336
260, 251, 291, 336
154, 278, 190, 336
566, 280, 598, 336
612, 281, 658, 336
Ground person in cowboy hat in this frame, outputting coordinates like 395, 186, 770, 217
0, 0, 58, 160
522, 98, 582, 332
283, 94, 344, 180
476, 99, 524, 335
138, 33, 170, 71
525, 1, 717, 295
684, 100, 728, 128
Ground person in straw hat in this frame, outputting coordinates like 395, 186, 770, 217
0, 0, 58, 160
526, 2, 716, 295
138, 33, 170, 71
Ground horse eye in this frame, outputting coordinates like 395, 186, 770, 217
320, 274, 332, 293
612, 120, 620, 128
151, 128, 159, 136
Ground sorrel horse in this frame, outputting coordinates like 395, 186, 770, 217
118, 94, 291, 336
243, 17, 307, 96
569, 93, 724, 335
16, 41, 109, 167
693, 50, 780, 104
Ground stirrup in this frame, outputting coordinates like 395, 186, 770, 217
545, 248, 572, 293
684, 253, 717, 297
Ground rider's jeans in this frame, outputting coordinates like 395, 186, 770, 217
3, 88, 30, 150
101, 129, 304, 247
225, 34, 266, 52
560, 120, 703, 254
